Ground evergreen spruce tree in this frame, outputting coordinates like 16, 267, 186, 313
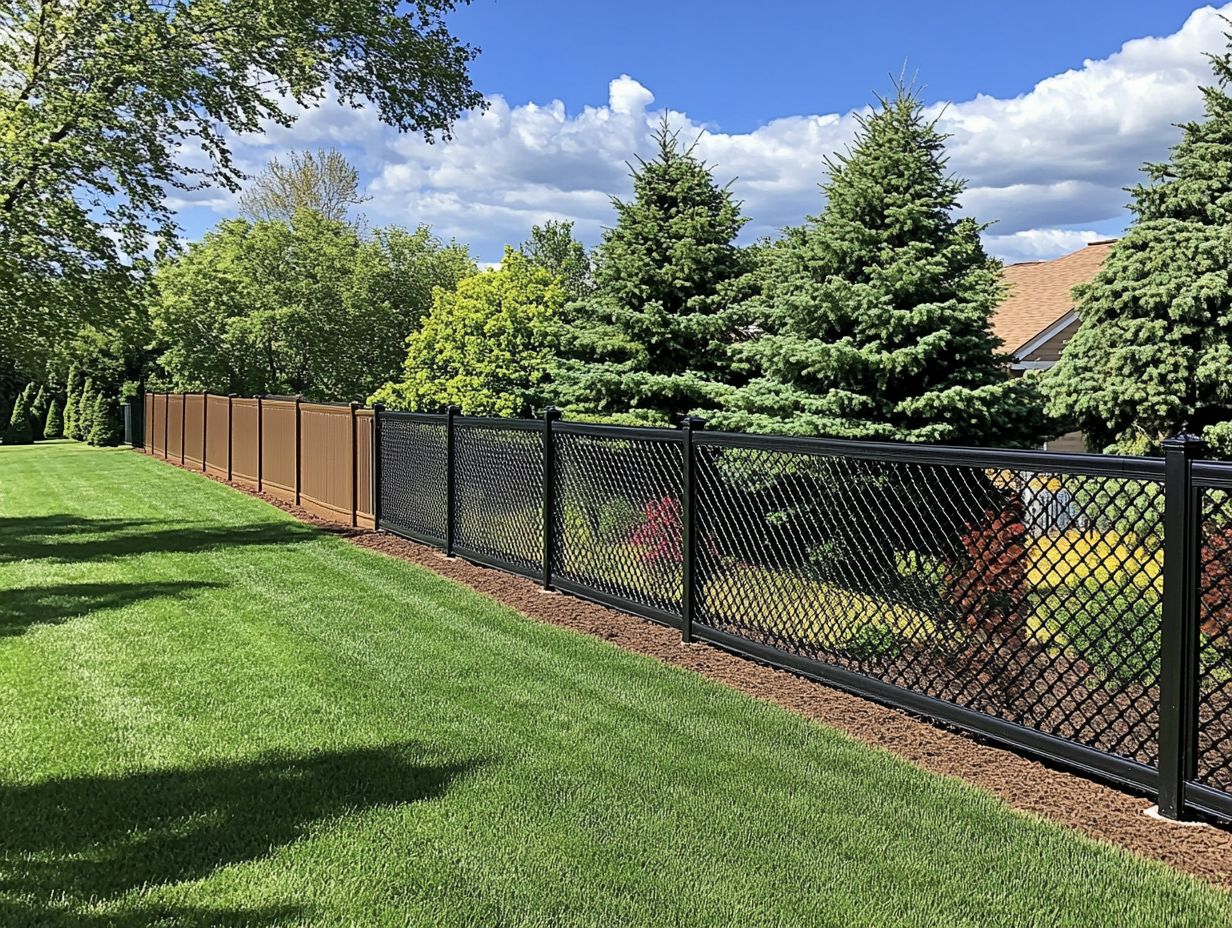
29, 385, 47, 440
44, 397, 63, 439
3, 388, 34, 444
76, 378, 96, 442
1044, 37, 1232, 455
89, 393, 122, 446
552, 119, 754, 425
712, 86, 1048, 448
63, 365, 80, 439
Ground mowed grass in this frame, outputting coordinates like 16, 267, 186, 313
1, 443, 1230, 928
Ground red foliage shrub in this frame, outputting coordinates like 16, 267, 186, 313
628, 496, 682, 566
944, 496, 1029, 638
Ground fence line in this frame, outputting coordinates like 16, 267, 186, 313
140, 395, 1232, 824
143, 393, 374, 528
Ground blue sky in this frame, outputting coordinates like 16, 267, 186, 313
171, 2, 1232, 265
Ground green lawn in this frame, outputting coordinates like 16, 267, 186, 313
1, 442, 1230, 928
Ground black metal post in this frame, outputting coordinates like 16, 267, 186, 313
681, 416, 706, 643
1159, 432, 1206, 819
372, 403, 385, 531
542, 407, 562, 589
445, 404, 460, 557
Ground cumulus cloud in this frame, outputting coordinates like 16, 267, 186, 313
199, 4, 1232, 263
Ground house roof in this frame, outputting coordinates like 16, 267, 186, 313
992, 240, 1116, 356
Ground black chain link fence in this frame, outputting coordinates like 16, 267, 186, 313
375, 411, 1232, 821
378, 414, 448, 544
454, 420, 545, 576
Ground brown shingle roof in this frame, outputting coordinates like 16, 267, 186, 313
992, 240, 1115, 355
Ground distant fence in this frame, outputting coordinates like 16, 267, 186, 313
140, 398, 1232, 824
144, 393, 374, 528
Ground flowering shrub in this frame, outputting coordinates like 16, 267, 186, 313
628, 496, 682, 566
944, 496, 1029, 638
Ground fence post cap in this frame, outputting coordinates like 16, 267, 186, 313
1163, 432, 1207, 455
372, 402, 386, 413
228, 393, 238, 398
544, 406, 563, 421
681, 415, 707, 431
446, 404, 461, 415
349, 400, 362, 410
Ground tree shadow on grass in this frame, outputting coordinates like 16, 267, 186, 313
0, 742, 483, 927
0, 581, 224, 637
0, 515, 321, 565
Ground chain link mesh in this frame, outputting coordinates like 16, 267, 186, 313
1197, 488, 1232, 793
454, 422, 544, 574
379, 416, 448, 543
694, 444, 1165, 767
552, 431, 684, 617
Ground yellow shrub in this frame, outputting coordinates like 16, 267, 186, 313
1026, 530, 1162, 593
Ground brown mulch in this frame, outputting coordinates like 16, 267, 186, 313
146, 451, 1232, 890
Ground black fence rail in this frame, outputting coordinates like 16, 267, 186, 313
373, 407, 1232, 824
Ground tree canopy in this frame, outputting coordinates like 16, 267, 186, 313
519, 220, 592, 303
551, 120, 753, 425
1044, 37, 1232, 456
371, 249, 564, 416
0, 0, 482, 365
239, 149, 371, 223
149, 210, 475, 400
709, 86, 1049, 448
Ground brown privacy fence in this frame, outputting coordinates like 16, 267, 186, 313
144, 393, 374, 528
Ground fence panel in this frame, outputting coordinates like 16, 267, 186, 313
166, 394, 184, 462
204, 395, 230, 477
692, 437, 1166, 772
552, 425, 685, 624
230, 398, 260, 487
1195, 480, 1232, 806
379, 414, 448, 544
144, 393, 154, 452
300, 403, 354, 524
183, 394, 205, 468
355, 410, 375, 529
260, 399, 297, 502
453, 419, 545, 578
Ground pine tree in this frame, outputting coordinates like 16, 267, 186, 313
63, 365, 80, 439
29, 384, 47, 440
44, 397, 63, 439
76, 378, 96, 441
551, 118, 754, 425
711, 85, 1048, 448
89, 393, 122, 446
1044, 37, 1232, 455
3, 388, 34, 444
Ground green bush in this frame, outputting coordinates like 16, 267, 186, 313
88, 393, 122, 447
63, 366, 80, 439
29, 384, 47, 440
1044, 576, 1160, 686
3, 388, 34, 444
76, 378, 96, 441
43, 398, 63, 439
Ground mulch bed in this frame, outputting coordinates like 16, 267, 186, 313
148, 452, 1232, 889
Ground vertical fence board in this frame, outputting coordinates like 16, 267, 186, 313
204, 394, 230, 476
300, 403, 355, 523
259, 399, 298, 502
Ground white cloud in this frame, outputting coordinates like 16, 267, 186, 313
195, 4, 1232, 264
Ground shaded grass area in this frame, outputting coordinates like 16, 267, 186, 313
1, 441, 1230, 927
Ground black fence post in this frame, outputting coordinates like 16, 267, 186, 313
1158, 432, 1206, 819
372, 403, 385, 531
542, 407, 562, 590
445, 404, 460, 557
681, 415, 706, 643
